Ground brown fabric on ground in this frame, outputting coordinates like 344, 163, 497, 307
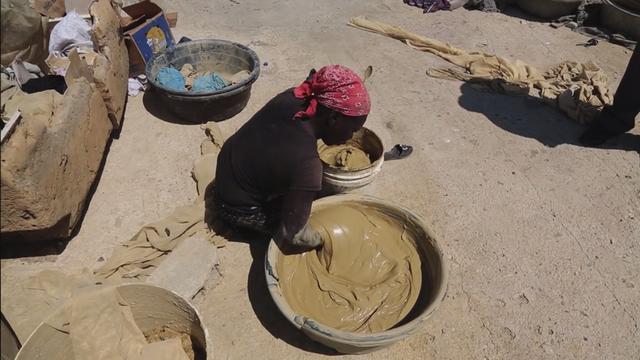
348, 16, 613, 124
95, 122, 228, 280
539, 61, 612, 124
37, 287, 193, 360
94, 203, 214, 279
67, 288, 147, 360
5, 270, 99, 341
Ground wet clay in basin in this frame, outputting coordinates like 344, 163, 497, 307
317, 127, 382, 171
277, 203, 422, 333
318, 144, 372, 171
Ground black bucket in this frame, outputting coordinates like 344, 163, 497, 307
146, 39, 260, 123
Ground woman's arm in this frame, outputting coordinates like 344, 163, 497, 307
273, 190, 323, 253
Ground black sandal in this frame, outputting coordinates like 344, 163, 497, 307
384, 144, 413, 161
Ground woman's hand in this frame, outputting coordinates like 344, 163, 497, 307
290, 224, 323, 248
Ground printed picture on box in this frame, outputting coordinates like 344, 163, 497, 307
146, 26, 167, 54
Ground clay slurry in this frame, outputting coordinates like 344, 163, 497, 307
277, 203, 422, 333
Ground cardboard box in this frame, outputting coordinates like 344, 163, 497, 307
122, 1, 175, 76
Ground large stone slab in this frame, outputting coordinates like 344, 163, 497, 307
1, 0, 128, 239
90, 0, 129, 129
147, 235, 219, 300
1, 78, 112, 238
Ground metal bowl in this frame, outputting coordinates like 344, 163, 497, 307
146, 39, 260, 122
517, 0, 582, 18
602, 0, 640, 40
317, 127, 385, 195
265, 195, 448, 354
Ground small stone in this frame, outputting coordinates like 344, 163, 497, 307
97, 256, 104, 262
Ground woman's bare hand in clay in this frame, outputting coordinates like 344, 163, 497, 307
273, 190, 321, 254
274, 226, 322, 255
290, 225, 323, 249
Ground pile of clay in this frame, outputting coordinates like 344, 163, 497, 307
277, 203, 422, 333
156, 63, 251, 93
319, 144, 372, 171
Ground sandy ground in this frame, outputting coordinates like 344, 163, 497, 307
2, 1, 639, 359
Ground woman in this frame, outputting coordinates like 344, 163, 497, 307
213, 65, 370, 252
579, 45, 639, 146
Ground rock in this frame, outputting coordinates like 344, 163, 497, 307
90, 0, 129, 129
1, 78, 112, 238
147, 234, 219, 300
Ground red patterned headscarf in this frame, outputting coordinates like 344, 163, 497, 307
293, 65, 371, 120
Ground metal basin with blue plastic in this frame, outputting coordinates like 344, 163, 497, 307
146, 39, 260, 123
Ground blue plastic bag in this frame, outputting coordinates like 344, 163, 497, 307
156, 67, 185, 91
192, 72, 228, 92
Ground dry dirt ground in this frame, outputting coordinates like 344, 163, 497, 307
2, 1, 639, 359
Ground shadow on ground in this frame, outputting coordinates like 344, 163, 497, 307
142, 89, 205, 125
203, 230, 337, 355
0, 237, 68, 260
498, 4, 559, 23
247, 240, 339, 355
202, 182, 338, 355
457, 83, 640, 152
